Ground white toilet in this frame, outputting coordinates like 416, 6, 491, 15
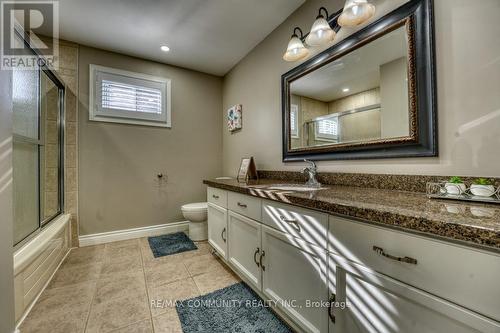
181, 202, 208, 241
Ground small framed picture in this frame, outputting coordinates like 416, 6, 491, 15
227, 104, 242, 132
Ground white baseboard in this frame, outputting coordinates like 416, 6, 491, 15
79, 221, 189, 247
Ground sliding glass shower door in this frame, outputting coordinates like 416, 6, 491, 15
12, 64, 40, 244
12, 33, 65, 246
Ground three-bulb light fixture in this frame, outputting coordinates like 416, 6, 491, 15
283, 0, 375, 62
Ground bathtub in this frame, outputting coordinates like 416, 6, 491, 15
13, 214, 71, 324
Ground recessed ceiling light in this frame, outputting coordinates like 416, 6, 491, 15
160, 45, 170, 52
342, 88, 350, 92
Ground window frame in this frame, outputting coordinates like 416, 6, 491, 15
290, 104, 299, 139
89, 64, 172, 128
39, 68, 66, 226
314, 114, 339, 142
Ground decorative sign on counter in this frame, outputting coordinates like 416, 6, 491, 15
237, 157, 258, 183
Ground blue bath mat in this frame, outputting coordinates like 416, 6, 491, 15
176, 282, 292, 333
147, 232, 197, 258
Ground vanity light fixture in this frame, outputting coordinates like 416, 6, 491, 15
338, 0, 375, 27
305, 7, 336, 47
283, 0, 376, 62
160, 45, 170, 52
283, 27, 309, 62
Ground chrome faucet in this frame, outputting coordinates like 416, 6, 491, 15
302, 159, 321, 188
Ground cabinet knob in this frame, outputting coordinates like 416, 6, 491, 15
212, 194, 219, 199
237, 202, 247, 208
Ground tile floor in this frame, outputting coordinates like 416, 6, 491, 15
19, 237, 240, 333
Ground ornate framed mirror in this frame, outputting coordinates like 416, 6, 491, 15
282, 0, 436, 161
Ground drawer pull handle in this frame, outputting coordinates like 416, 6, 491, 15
279, 215, 301, 232
237, 202, 247, 208
373, 246, 417, 265
254, 247, 260, 267
328, 293, 336, 323
221, 228, 226, 243
212, 194, 219, 199
259, 250, 266, 271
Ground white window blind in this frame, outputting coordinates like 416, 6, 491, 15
90, 65, 171, 127
317, 119, 337, 136
101, 80, 162, 114
315, 116, 338, 141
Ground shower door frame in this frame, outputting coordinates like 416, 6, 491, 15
13, 27, 66, 248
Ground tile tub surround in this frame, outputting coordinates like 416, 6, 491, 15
203, 178, 500, 252
19, 238, 240, 333
257, 170, 500, 193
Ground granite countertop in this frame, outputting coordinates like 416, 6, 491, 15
203, 178, 500, 253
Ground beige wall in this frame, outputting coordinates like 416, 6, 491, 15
0, 67, 15, 333
222, 0, 500, 177
340, 109, 381, 143
328, 88, 380, 114
380, 57, 409, 137
54, 42, 80, 246
329, 88, 381, 142
78, 46, 223, 236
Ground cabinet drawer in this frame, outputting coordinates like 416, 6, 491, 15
329, 253, 500, 333
228, 192, 261, 221
262, 200, 328, 248
328, 215, 500, 321
207, 187, 227, 208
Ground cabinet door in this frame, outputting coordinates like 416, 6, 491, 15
262, 225, 328, 333
227, 211, 262, 289
207, 203, 227, 259
329, 253, 500, 333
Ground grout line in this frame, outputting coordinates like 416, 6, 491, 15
82, 254, 103, 332
83, 241, 136, 332
139, 238, 156, 333
187, 261, 203, 295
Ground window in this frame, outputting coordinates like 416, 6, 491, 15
89, 65, 171, 127
12, 32, 65, 245
290, 104, 299, 138
315, 115, 338, 141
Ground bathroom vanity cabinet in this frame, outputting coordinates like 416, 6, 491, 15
207, 187, 500, 333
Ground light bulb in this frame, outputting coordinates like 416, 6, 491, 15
338, 0, 375, 27
283, 30, 309, 62
306, 16, 336, 46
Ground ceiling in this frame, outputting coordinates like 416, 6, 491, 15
54, 0, 305, 76
290, 26, 408, 101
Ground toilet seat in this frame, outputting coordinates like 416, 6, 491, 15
181, 202, 207, 212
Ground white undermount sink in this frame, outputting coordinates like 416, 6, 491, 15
264, 184, 325, 192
